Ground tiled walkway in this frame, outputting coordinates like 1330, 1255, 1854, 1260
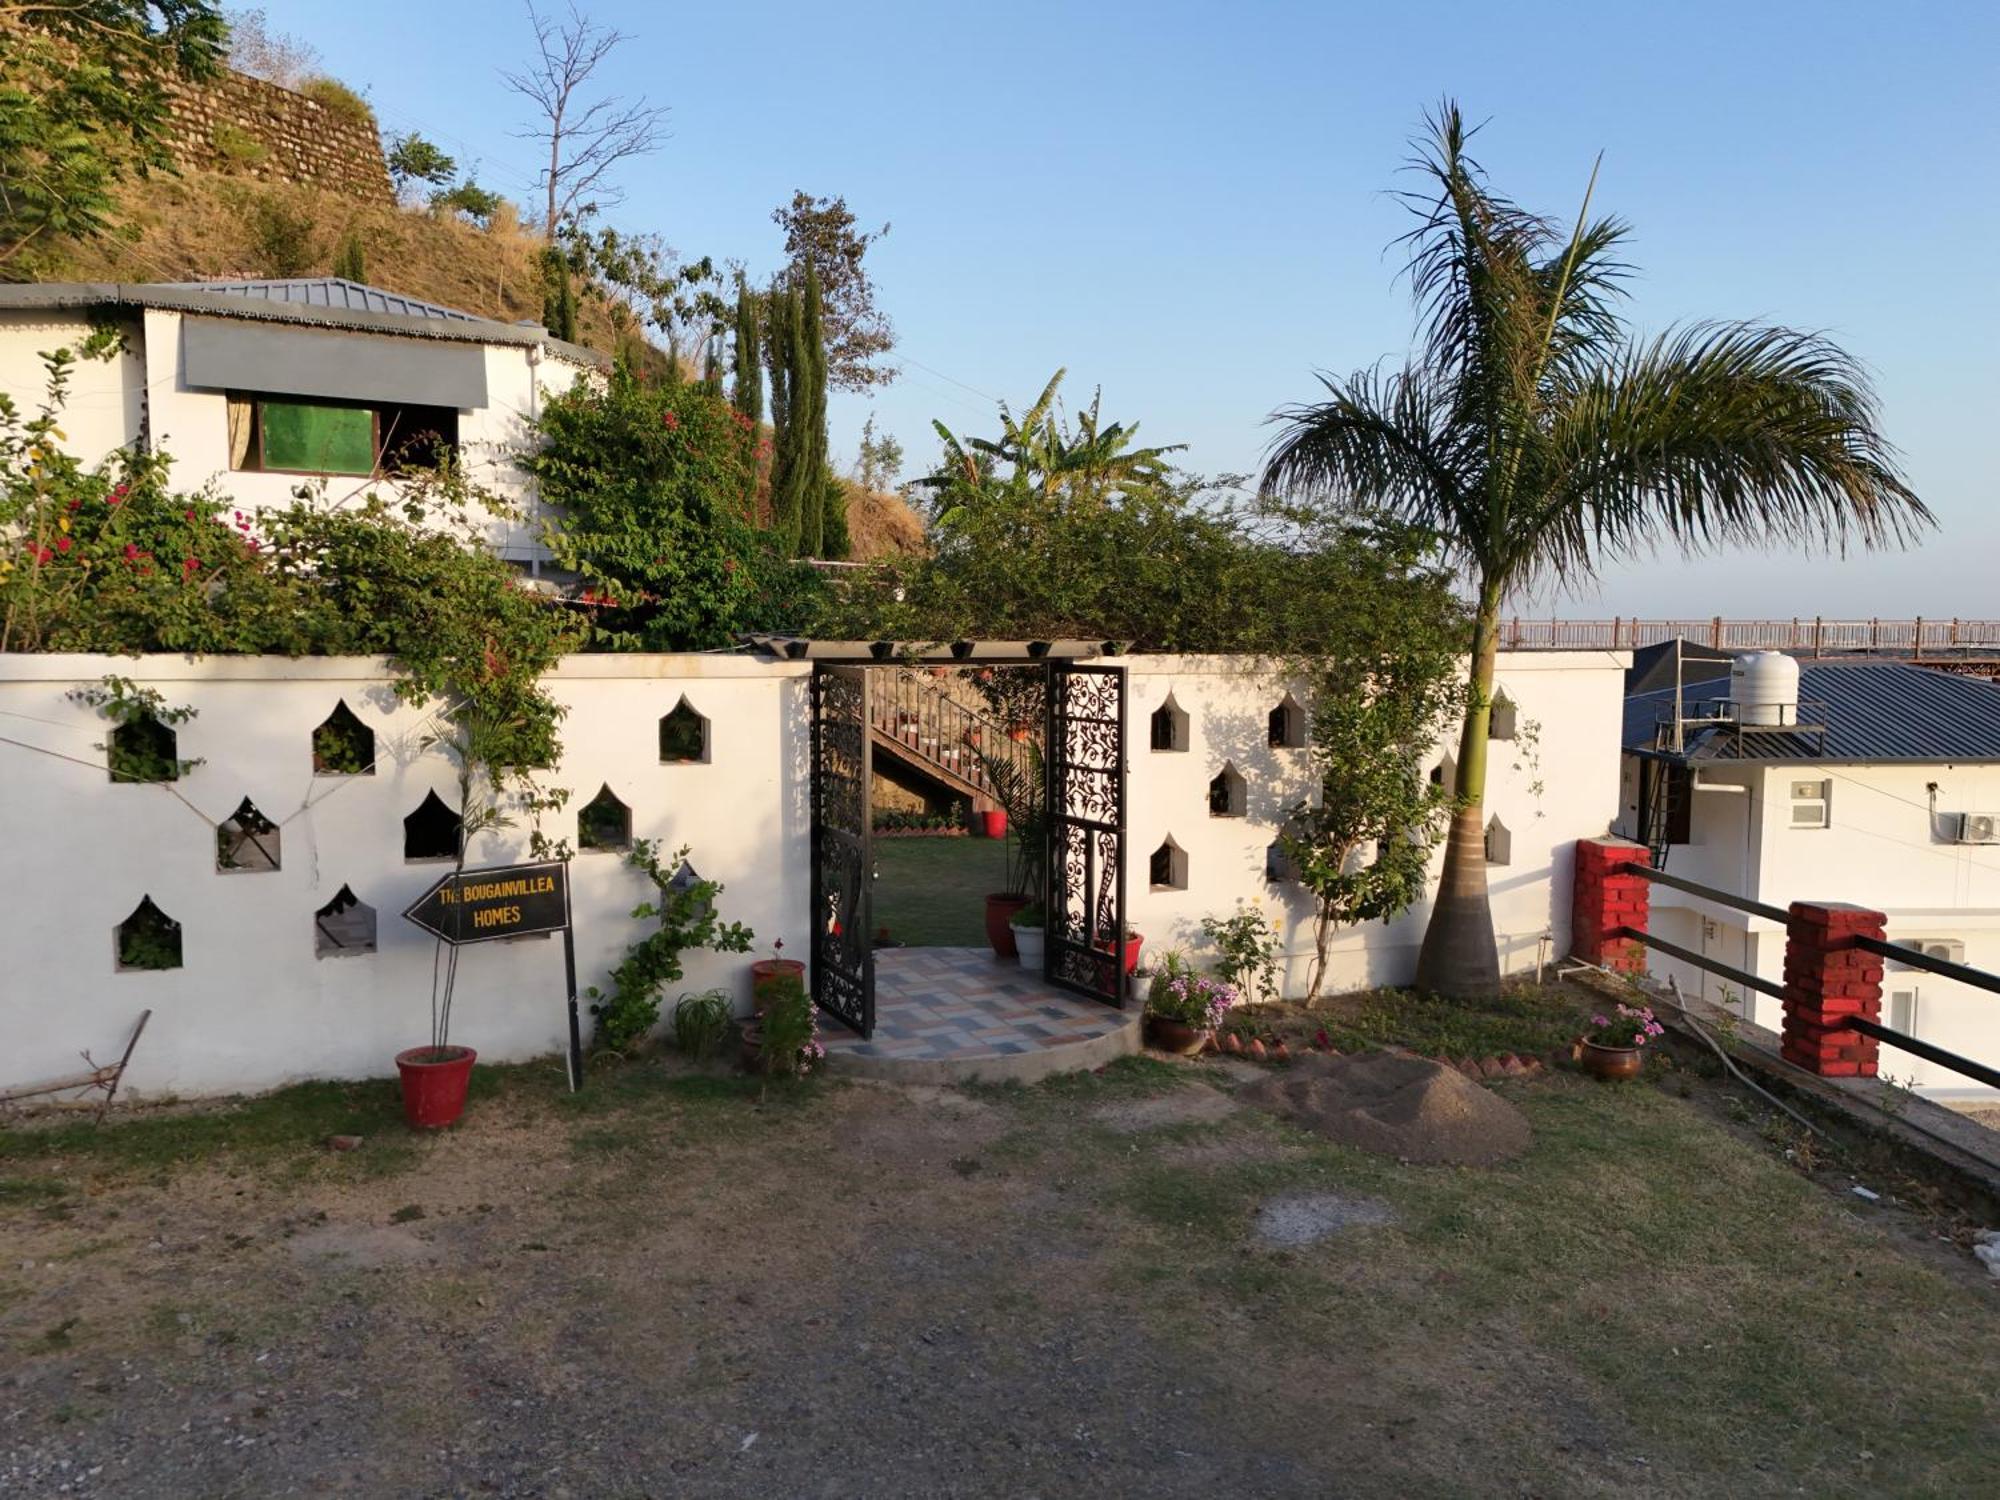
821, 946, 1137, 1081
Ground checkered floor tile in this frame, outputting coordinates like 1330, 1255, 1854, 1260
821, 946, 1129, 1062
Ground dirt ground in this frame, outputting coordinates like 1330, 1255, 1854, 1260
3, 1053, 1996, 1498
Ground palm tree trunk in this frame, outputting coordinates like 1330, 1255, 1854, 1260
1416, 579, 1503, 999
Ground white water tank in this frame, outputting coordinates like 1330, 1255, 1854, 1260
1729, 651, 1800, 726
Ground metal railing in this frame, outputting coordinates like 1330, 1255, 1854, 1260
1610, 861, 2000, 1093
1501, 617, 2000, 655
869, 670, 1033, 802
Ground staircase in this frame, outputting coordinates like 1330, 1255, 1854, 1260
869, 671, 1033, 812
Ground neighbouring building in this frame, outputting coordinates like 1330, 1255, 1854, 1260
0, 278, 606, 570
1616, 650, 2000, 1103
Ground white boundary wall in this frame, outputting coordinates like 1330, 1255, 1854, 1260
0, 654, 811, 1098
1123, 652, 1627, 995
0, 649, 1626, 1098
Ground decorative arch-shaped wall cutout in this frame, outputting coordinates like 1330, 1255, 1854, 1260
1484, 815, 1513, 867
1208, 762, 1247, 818
311, 699, 376, 775
403, 789, 462, 862
1267, 693, 1306, 749
314, 885, 377, 957
578, 783, 634, 851
1265, 838, 1299, 884
217, 796, 281, 872
1430, 752, 1457, 793
116, 895, 183, 971
1149, 692, 1189, 753
659, 697, 710, 763
1489, 691, 1518, 741
108, 715, 181, 783
1149, 834, 1189, 892
666, 858, 713, 920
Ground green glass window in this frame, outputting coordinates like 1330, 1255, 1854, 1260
258, 400, 376, 475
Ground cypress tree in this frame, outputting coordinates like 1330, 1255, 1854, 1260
796, 264, 826, 557
732, 275, 763, 425
539, 246, 577, 342
331, 230, 366, 282
765, 282, 803, 554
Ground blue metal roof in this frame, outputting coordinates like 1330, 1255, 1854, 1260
157, 277, 485, 324
1625, 662, 2000, 764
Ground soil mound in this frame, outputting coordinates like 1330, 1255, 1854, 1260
1240, 1050, 1532, 1166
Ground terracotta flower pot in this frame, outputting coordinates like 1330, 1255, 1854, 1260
396, 1045, 476, 1130
984, 892, 1029, 957
750, 958, 806, 1014
1580, 1041, 1644, 1081
1095, 933, 1144, 976
1146, 1016, 1211, 1057
738, 1021, 764, 1074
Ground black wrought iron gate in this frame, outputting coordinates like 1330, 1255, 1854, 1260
810, 665, 874, 1035
1044, 662, 1127, 1006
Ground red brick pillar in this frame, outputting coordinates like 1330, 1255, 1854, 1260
1781, 902, 1886, 1077
1571, 837, 1651, 974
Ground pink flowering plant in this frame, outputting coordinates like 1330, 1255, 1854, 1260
1145, 962, 1240, 1031
1583, 1002, 1666, 1050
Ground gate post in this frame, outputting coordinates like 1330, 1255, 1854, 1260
1571, 837, 1651, 974
1780, 902, 1885, 1077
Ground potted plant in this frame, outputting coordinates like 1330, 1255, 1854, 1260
1144, 956, 1239, 1057
751, 937, 805, 1014
978, 742, 1045, 958
1578, 1002, 1665, 1081
741, 971, 825, 1087
1010, 902, 1046, 966
1095, 925, 1145, 976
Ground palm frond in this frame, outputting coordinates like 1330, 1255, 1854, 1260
1525, 321, 1930, 582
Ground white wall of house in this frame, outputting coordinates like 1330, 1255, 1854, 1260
1617, 756, 2000, 1100
1122, 651, 1627, 997
0, 653, 811, 1100
0, 649, 1625, 1100
0, 308, 597, 566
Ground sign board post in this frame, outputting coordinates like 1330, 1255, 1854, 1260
404, 859, 584, 1092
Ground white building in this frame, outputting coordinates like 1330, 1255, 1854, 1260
1615, 652, 2000, 1103
0, 278, 605, 568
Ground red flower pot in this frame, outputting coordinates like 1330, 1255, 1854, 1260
751, 959, 806, 1014
396, 1045, 476, 1130
1095, 933, 1145, 976
980, 809, 1008, 839
985, 892, 1029, 957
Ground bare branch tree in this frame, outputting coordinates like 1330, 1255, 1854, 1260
500, 1, 668, 240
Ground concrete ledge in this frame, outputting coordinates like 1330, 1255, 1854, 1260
825, 1012, 1141, 1087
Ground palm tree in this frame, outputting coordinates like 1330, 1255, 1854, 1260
1259, 102, 1930, 999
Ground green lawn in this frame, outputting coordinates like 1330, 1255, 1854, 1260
872, 834, 1009, 946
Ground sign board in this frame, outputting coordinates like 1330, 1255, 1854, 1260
403, 861, 570, 945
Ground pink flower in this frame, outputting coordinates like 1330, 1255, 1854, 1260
55, 536, 72, 554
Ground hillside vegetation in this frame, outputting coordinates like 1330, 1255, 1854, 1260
37, 172, 928, 559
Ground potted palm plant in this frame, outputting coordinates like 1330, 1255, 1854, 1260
978, 742, 1045, 959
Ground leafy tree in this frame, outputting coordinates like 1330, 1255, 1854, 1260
1277, 548, 1468, 999
771, 190, 895, 391
1259, 101, 1929, 999
854, 412, 902, 491
561, 216, 723, 369
386, 132, 456, 201
525, 372, 797, 650
0, 0, 228, 268
432, 179, 502, 226
731, 273, 763, 425
503, 0, 667, 238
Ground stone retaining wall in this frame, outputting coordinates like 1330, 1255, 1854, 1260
162, 68, 392, 204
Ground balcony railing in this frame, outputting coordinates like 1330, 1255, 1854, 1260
1501, 617, 2000, 654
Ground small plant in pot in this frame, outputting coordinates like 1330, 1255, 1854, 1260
750, 936, 805, 1015
977, 740, 1045, 959
1144, 953, 1238, 1057
1578, 1002, 1665, 1081
1009, 902, 1046, 967
740, 971, 825, 1089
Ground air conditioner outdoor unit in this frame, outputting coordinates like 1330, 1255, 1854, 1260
1890, 938, 1966, 969
1956, 812, 2000, 844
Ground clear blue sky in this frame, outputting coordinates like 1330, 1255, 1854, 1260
275, 0, 1997, 617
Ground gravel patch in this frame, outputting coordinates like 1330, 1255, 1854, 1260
1253, 1191, 1395, 1246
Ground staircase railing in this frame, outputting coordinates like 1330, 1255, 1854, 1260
869, 671, 1034, 803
